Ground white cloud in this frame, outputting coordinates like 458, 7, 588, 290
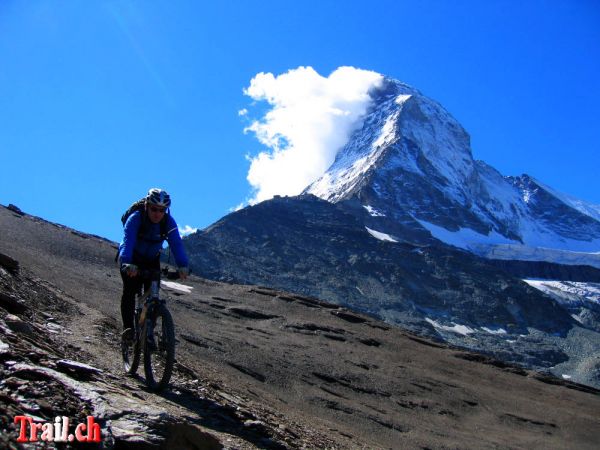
238, 108, 248, 116
229, 202, 246, 213
178, 225, 198, 236
242, 66, 383, 204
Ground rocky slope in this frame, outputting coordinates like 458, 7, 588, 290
485, 258, 600, 282
2, 205, 600, 449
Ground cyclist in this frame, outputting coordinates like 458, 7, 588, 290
118, 188, 189, 344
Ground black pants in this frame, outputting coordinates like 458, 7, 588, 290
120, 257, 160, 330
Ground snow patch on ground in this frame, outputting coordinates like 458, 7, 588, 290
415, 218, 517, 249
481, 327, 507, 335
161, 280, 194, 294
425, 318, 474, 336
395, 94, 412, 105
363, 205, 386, 217
365, 227, 398, 243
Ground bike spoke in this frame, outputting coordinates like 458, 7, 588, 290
144, 306, 175, 391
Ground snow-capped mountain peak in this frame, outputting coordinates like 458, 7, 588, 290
305, 78, 600, 267
306, 79, 474, 202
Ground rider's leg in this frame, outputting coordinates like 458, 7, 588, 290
120, 255, 158, 330
120, 269, 142, 332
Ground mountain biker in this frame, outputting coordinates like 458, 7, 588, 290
118, 188, 189, 343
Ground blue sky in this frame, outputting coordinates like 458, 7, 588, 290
1, 0, 599, 243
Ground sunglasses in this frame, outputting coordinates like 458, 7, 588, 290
149, 206, 166, 214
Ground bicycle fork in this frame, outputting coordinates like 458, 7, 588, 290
136, 282, 160, 342
139, 282, 160, 343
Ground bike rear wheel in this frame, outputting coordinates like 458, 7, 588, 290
143, 305, 175, 391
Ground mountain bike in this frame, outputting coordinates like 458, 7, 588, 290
121, 269, 176, 391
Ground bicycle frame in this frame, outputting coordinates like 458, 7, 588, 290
123, 268, 177, 391
137, 280, 162, 326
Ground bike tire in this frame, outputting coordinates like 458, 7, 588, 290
143, 304, 175, 391
122, 320, 142, 375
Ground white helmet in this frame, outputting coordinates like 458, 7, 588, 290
146, 188, 171, 208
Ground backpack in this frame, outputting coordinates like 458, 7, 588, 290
121, 198, 169, 240
115, 198, 170, 263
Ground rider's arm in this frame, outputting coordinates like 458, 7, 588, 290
165, 215, 190, 270
119, 211, 142, 264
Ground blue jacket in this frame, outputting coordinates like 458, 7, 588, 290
119, 210, 189, 268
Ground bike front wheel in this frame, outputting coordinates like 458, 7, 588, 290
122, 323, 141, 375
143, 305, 176, 391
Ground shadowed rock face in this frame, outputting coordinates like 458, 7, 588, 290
186, 196, 565, 337
1, 203, 600, 449
486, 259, 600, 282
510, 175, 600, 241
